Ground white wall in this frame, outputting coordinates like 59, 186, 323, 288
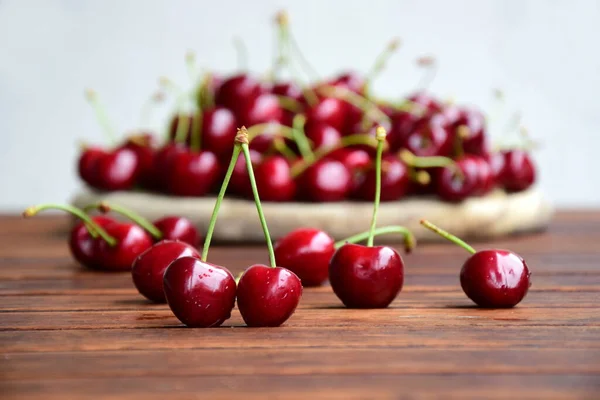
1, 0, 598, 210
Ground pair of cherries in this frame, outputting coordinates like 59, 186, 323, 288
133, 128, 302, 328
23, 203, 199, 271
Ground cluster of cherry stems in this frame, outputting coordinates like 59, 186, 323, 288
78, 12, 536, 204
24, 126, 531, 328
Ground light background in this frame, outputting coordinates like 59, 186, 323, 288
1, 0, 598, 210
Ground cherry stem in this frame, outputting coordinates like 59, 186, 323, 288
196, 72, 215, 109
84, 202, 163, 240
408, 169, 431, 186
289, 29, 320, 81
365, 38, 401, 97
272, 137, 297, 160
367, 127, 387, 247
246, 123, 294, 142
140, 91, 164, 128
415, 55, 438, 91
292, 114, 313, 161
22, 203, 116, 246
201, 140, 243, 263
290, 133, 381, 177
85, 89, 117, 144
233, 36, 249, 72
272, 11, 289, 80
174, 114, 191, 144
420, 220, 476, 255
317, 85, 390, 126
335, 225, 416, 253
275, 95, 303, 113
185, 51, 198, 83
190, 111, 203, 152
240, 128, 277, 268
399, 149, 455, 169
454, 125, 469, 158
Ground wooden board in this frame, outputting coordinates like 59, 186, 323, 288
71, 187, 553, 242
1, 212, 599, 399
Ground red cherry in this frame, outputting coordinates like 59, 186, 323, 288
274, 228, 335, 287
150, 143, 188, 191
236, 93, 284, 127
405, 113, 454, 157
498, 150, 536, 192
214, 74, 263, 116
69, 215, 115, 269
443, 106, 488, 156
168, 114, 195, 144
132, 240, 200, 303
329, 244, 404, 308
201, 107, 237, 158
120, 133, 157, 188
352, 155, 410, 201
78, 146, 108, 188
305, 97, 348, 133
231, 149, 262, 198
297, 159, 351, 202
327, 71, 366, 94
304, 121, 342, 151
248, 133, 275, 154
435, 155, 482, 202
473, 156, 495, 195
271, 81, 304, 102
94, 221, 154, 271
153, 216, 200, 247
236, 264, 302, 327
387, 110, 426, 152
165, 150, 220, 197
327, 148, 372, 171
163, 256, 237, 327
408, 92, 443, 114
254, 156, 297, 201
81, 148, 139, 191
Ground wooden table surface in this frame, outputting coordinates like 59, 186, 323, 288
1, 212, 599, 399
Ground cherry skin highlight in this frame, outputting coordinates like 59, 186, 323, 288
201, 107, 238, 158
236, 93, 284, 127
69, 215, 115, 269
91, 148, 140, 191
329, 243, 404, 308
305, 97, 348, 133
132, 240, 200, 303
254, 155, 297, 202
352, 155, 410, 201
78, 146, 108, 189
165, 150, 220, 197
461, 250, 531, 308
153, 216, 200, 247
274, 228, 335, 287
236, 264, 303, 327
435, 155, 483, 202
405, 113, 454, 157
297, 159, 352, 202
497, 150, 536, 192
94, 221, 154, 271
163, 256, 237, 327
214, 74, 263, 116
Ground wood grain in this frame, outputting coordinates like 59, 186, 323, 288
1, 213, 600, 399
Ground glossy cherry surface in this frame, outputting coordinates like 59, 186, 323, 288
214, 74, 263, 115
327, 148, 372, 172
274, 228, 335, 287
163, 257, 237, 327
304, 121, 342, 151
435, 155, 483, 202
353, 155, 410, 201
444, 106, 488, 156
94, 221, 154, 271
297, 159, 351, 202
326, 71, 365, 94
329, 243, 404, 308
236, 264, 303, 327
149, 143, 188, 191
165, 150, 220, 197
121, 133, 157, 188
387, 110, 424, 152
408, 92, 443, 114
254, 155, 297, 201
305, 97, 348, 133
132, 241, 200, 303
498, 150, 536, 192
236, 93, 284, 127
80, 148, 139, 191
201, 107, 238, 158
405, 113, 454, 157
460, 249, 531, 308
69, 215, 115, 269
153, 216, 200, 247
78, 147, 108, 188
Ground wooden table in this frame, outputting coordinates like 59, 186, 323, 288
1, 212, 599, 399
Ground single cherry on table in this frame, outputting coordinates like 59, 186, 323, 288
420, 220, 531, 308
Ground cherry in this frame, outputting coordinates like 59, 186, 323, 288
297, 159, 352, 202
78, 146, 108, 188
163, 257, 237, 327
327, 148, 372, 171
303, 121, 342, 152
79, 147, 139, 191
231, 148, 262, 198
120, 133, 157, 187
271, 81, 305, 103
405, 112, 454, 157
329, 127, 414, 308
132, 240, 200, 303
165, 149, 220, 197
70, 215, 115, 269
408, 92, 443, 114
94, 220, 154, 271
154, 216, 200, 247
201, 107, 238, 158
305, 97, 348, 133
443, 106, 488, 156
420, 220, 531, 308
436, 155, 484, 202
150, 143, 188, 191
254, 155, 297, 202
352, 154, 411, 201
326, 71, 366, 94
236, 93, 284, 127
387, 110, 426, 152
214, 74, 263, 116
497, 150, 536, 192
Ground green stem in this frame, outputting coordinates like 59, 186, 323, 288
242, 142, 276, 268
201, 146, 242, 262
364, 38, 400, 97
272, 137, 297, 160
399, 149, 455, 169
334, 225, 416, 253
292, 114, 313, 161
275, 95, 303, 113
367, 127, 387, 247
317, 85, 390, 126
246, 123, 294, 142
85, 89, 117, 144
174, 114, 191, 144
233, 36, 249, 72
190, 111, 203, 152
85, 202, 163, 240
420, 220, 476, 254
23, 203, 116, 246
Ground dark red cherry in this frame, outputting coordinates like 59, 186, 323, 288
236, 93, 284, 127
498, 150, 536, 192
236, 264, 302, 327
120, 133, 157, 188
297, 159, 351, 202
94, 221, 154, 271
168, 113, 195, 143
304, 121, 342, 151
132, 241, 200, 303
443, 106, 488, 156
153, 216, 200, 247
214, 74, 263, 115
163, 257, 237, 327
148, 143, 187, 191
408, 92, 443, 114
78, 146, 108, 188
165, 150, 220, 197
271, 81, 304, 102
84, 148, 140, 191
405, 113, 454, 157
274, 228, 335, 287
352, 155, 410, 201
255, 156, 297, 201
305, 97, 348, 133
327, 148, 372, 172
201, 107, 237, 158
387, 110, 426, 152
231, 148, 262, 198
435, 155, 482, 202
323, 71, 366, 94
474, 156, 495, 195
329, 244, 404, 308
461, 249, 531, 308
69, 215, 115, 269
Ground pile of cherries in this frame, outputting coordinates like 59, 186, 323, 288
25, 126, 532, 329
77, 12, 537, 204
